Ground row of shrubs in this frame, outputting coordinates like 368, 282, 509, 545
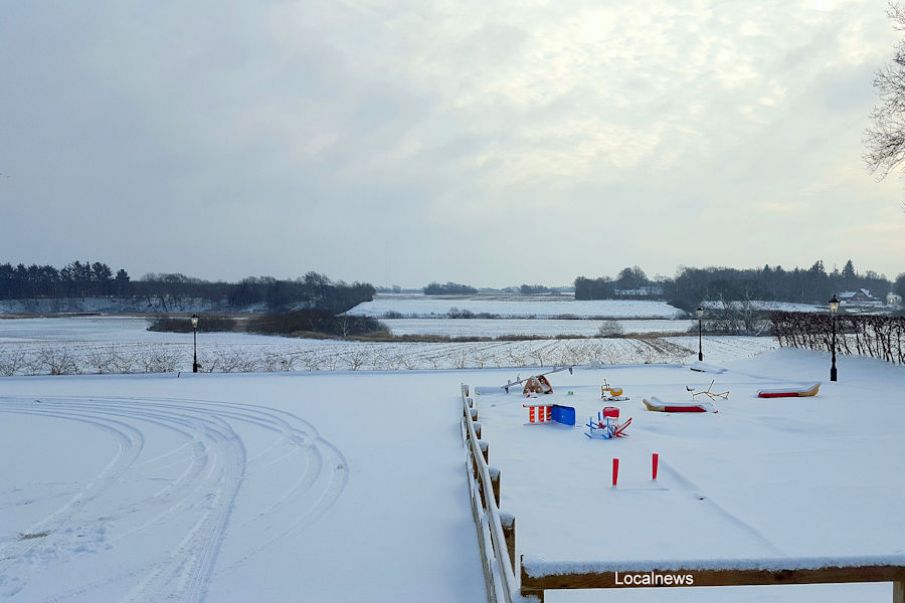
147, 310, 388, 338
249, 310, 388, 337
146, 316, 239, 333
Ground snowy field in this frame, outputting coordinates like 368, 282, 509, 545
1, 349, 902, 602
0, 317, 776, 375
347, 295, 683, 319
382, 318, 695, 337
0, 370, 485, 602
470, 349, 904, 602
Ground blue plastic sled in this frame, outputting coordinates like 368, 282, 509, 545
551, 404, 576, 426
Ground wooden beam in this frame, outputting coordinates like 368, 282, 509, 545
473, 421, 482, 440
521, 565, 905, 592
479, 440, 489, 464
895, 580, 904, 603
500, 513, 516, 575
488, 467, 500, 506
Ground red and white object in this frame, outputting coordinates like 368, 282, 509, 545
642, 397, 715, 413
523, 403, 552, 423
756, 383, 820, 398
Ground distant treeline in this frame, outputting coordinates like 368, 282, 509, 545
576, 261, 904, 312
421, 282, 568, 295
423, 282, 477, 295
0, 261, 375, 314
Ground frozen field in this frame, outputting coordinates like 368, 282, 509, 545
469, 349, 904, 602
347, 295, 683, 319
383, 318, 696, 337
0, 317, 776, 375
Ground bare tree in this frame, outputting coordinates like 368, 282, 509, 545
38, 348, 80, 375
865, 3, 905, 188
344, 347, 370, 371
141, 347, 180, 373
0, 348, 27, 376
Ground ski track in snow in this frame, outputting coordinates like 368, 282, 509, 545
0, 395, 349, 603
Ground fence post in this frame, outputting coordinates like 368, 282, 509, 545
470, 408, 479, 421
521, 556, 544, 602
473, 421, 482, 440
500, 512, 516, 575
894, 580, 904, 603
489, 467, 501, 506
479, 440, 489, 464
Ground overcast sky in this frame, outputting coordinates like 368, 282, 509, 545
1, 0, 903, 287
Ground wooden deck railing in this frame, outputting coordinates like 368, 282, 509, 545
461, 384, 518, 603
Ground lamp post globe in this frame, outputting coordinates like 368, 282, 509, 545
696, 306, 704, 362
828, 296, 838, 382
191, 314, 199, 373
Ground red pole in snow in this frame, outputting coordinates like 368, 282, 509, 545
612, 458, 619, 487
652, 453, 659, 481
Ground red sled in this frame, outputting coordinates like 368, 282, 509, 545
642, 397, 715, 413
756, 383, 820, 398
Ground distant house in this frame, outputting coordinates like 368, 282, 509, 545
838, 289, 879, 305
888, 292, 903, 307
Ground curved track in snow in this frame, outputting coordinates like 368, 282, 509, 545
0, 395, 348, 603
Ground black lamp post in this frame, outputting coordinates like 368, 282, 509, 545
191, 314, 200, 373
696, 306, 704, 362
829, 295, 839, 382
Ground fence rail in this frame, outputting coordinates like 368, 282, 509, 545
461, 384, 519, 603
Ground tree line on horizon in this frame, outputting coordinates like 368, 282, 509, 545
576, 261, 904, 312
0, 261, 375, 314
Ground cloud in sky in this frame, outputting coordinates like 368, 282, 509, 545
0, 0, 902, 286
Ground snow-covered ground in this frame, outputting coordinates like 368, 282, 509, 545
0, 370, 485, 602
347, 295, 683, 319
383, 318, 696, 337
469, 349, 904, 602
1, 348, 901, 602
0, 317, 776, 375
